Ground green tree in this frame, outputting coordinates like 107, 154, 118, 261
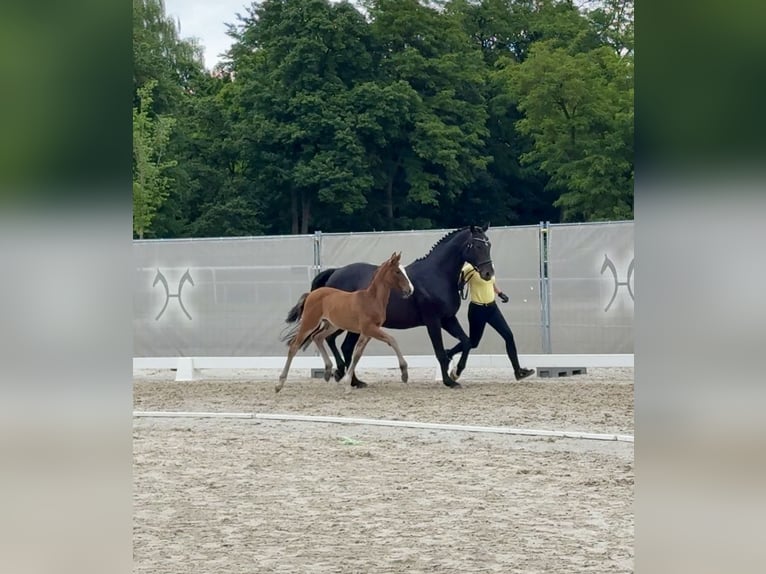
151, 71, 260, 238
132, 0, 633, 237
362, 0, 491, 229
493, 1, 633, 221
228, 0, 376, 234
133, 80, 177, 238
588, 0, 634, 57
133, 0, 204, 112
445, 0, 570, 225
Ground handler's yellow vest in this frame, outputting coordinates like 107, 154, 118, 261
461, 262, 495, 304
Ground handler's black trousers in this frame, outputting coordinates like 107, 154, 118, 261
447, 302, 522, 372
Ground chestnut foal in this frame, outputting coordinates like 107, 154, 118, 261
277, 252, 414, 392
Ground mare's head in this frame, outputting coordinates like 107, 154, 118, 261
462, 224, 494, 281
378, 252, 414, 298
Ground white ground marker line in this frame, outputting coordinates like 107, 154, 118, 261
134, 410, 254, 419
133, 411, 633, 443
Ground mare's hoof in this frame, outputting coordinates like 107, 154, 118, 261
351, 379, 368, 388
323, 370, 333, 382
401, 369, 409, 383
444, 380, 462, 389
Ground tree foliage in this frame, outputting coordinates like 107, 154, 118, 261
499, 1, 634, 220
132, 80, 176, 238
132, 0, 634, 237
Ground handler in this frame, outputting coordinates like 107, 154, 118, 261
446, 262, 535, 381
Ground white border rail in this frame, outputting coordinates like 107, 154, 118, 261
133, 354, 633, 381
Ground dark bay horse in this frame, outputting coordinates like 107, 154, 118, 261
283, 225, 494, 388
278, 252, 414, 392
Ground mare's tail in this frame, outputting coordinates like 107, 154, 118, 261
311, 268, 336, 290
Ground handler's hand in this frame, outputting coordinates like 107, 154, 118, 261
498, 292, 509, 303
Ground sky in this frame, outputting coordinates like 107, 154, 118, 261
164, 0, 250, 69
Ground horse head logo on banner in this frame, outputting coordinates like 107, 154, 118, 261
600, 254, 634, 312
153, 268, 194, 320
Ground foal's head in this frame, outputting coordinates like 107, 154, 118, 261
377, 252, 414, 298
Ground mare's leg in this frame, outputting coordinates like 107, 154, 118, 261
340, 332, 367, 388
364, 325, 409, 383
448, 304, 489, 380
441, 315, 471, 380
313, 326, 340, 382
339, 335, 371, 391
326, 329, 347, 381
424, 318, 460, 388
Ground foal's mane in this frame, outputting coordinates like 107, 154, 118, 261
412, 227, 471, 264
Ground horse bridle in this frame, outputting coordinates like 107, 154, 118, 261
458, 236, 493, 299
465, 236, 493, 271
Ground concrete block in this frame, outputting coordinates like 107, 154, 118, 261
537, 367, 587, 378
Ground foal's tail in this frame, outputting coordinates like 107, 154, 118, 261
284, 268, 337, 325
280, 268, 337, 348
279, 315, 326, 352
279, 322, 315, 351
281, 291, 321, 351
285, 292, 309, 324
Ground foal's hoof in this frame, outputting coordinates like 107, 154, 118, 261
449, 368, 460, 381
323, 369, 333, 382
444, 379, 462, 389
332, 369, 344, 382
350, 379, 368, 388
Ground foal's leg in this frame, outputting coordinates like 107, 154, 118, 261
277, 316, 321, 392
365, 325, 409, 383
339, 335, 371, 391
277, 336, 304, 393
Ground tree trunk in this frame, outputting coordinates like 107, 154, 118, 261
385, 176, 394, 221
300, 190, 311, 234
291, 188, 299, 234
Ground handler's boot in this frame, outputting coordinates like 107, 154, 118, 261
515, 368, 535, 381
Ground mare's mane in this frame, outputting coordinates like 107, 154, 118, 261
411, 227, 471, 264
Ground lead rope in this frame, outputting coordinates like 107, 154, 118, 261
459, 277, 468, 300
458, 267, 472, 301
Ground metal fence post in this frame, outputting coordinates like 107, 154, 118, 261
539, 221, 552, 353
313, 230, 322, 278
